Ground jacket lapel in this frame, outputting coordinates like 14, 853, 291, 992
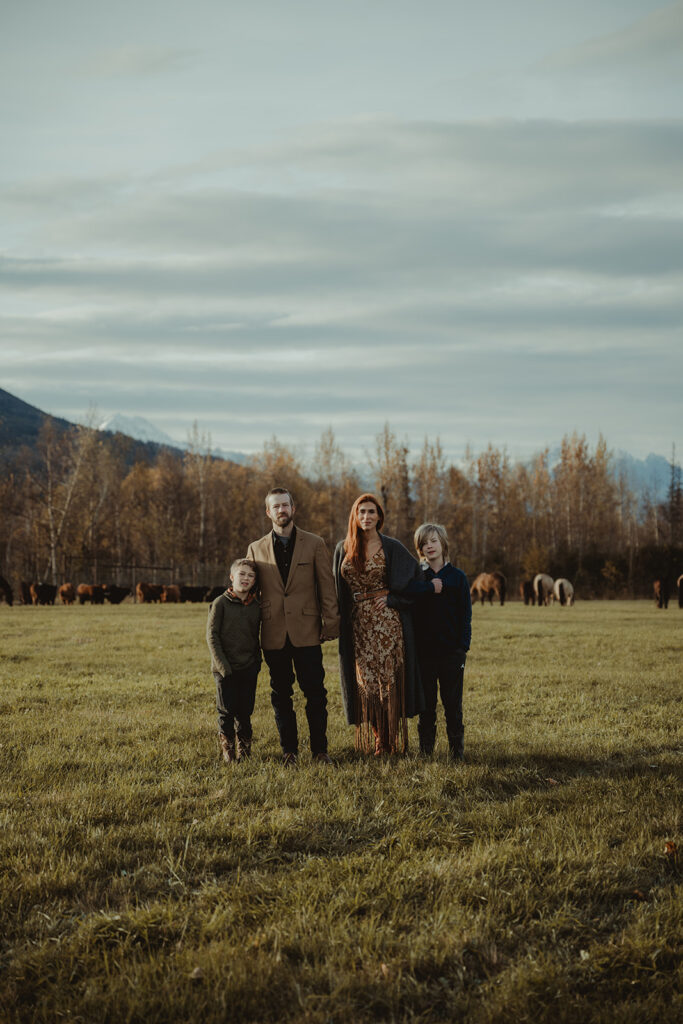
284, 528, 304, 593
262, 533, 284, 595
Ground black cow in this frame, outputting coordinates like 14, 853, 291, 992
104, 585, 131, 605
180, 585, 209, 603
136, 582, 163, 603
0, 575, 13, 606
653, 579, 670, 609
30, 582, 57, 605
77, 583, 106, 605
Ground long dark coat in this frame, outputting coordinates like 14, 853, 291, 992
333, 534, 425, 726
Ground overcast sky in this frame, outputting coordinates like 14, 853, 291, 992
2, 0, 682, 462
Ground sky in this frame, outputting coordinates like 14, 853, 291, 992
1, 0, 682, 464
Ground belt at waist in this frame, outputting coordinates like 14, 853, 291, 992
352, 588, 389, 603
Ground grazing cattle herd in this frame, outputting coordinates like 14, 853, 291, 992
0, 576, 218, 607
0, 571, 681, 609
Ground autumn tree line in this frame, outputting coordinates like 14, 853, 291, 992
1, 421, 681, 601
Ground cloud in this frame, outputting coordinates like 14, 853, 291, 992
82, 45, 198, 77
3, 124, 682, 300
2, 115, 681, 459
540, 2, 683, 73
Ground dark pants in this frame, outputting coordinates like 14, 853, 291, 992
263, 639, 327, 755
417, 650, 466, 756
214, 668, 259, 742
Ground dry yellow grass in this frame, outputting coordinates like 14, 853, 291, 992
1, 600, 681, 1022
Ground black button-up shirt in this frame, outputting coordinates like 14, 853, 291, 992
272, 525, 296, 585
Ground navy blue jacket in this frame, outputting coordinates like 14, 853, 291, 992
406, 562, 472, 656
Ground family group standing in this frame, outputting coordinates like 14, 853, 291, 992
206, 487, 472, 764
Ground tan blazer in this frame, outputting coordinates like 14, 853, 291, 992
247, 527, 340, 650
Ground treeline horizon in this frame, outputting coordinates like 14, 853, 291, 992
1, 420, 681, 599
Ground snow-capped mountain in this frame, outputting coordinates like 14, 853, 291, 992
98, 414, 183, 450
97, 413, 248, 464
612, 450, 674, 504
541, 444, 673, 503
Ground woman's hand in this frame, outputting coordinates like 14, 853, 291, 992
373, 594, 388, 610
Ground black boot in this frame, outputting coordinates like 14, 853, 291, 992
219, 733, 236, 764
449, 734, 464, 761
236, 736, 251, 761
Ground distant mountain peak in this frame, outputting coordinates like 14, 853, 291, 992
96, 412, 249, 464
97, 414, 183, 450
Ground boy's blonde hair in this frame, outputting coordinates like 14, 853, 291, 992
229, 558, 258, 578
414, 522, 449, 560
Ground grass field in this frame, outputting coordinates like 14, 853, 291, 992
1, 600, 681, 1023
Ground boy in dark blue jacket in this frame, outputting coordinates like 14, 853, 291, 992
407, 523, 472, 759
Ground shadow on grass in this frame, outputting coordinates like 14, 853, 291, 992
470, 742, 681, 779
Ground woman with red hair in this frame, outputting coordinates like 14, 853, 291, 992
333, 494, 424, 754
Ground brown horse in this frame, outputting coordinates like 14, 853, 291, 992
471, 571, 506, 606
59, 583, 76, 605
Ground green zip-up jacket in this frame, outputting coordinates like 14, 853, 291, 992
206, 590, 261, 677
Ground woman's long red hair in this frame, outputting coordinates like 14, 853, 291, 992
344, 493, 385, 573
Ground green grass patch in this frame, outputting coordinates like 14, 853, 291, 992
1, 601, 681, 1022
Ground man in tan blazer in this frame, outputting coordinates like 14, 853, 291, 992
247, 487, 340, 765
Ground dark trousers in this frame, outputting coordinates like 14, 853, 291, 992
263, 639, 327, 755
417, 650, 465, 756
214, 668, 259, 741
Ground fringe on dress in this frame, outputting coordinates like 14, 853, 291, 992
341, 549, 408, 755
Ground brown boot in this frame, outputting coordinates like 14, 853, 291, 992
219, 733, 236, 764
236, 736, 251, 761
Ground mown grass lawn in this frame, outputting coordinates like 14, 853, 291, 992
1, 600, 681, 1023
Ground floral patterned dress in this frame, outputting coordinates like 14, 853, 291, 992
341, 548, 407, 753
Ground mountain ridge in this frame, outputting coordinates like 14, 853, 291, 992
0, 386, 675, 501
0, 388, 209, 470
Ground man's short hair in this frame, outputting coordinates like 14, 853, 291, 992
265, 486, 294, 510
414, 522, 449, 560
230, 558, 258, 578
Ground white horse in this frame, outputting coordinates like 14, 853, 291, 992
553, 578, 574, 606
533, 573, 554, 606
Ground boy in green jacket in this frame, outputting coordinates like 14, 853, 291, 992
206, 559, 261, 763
